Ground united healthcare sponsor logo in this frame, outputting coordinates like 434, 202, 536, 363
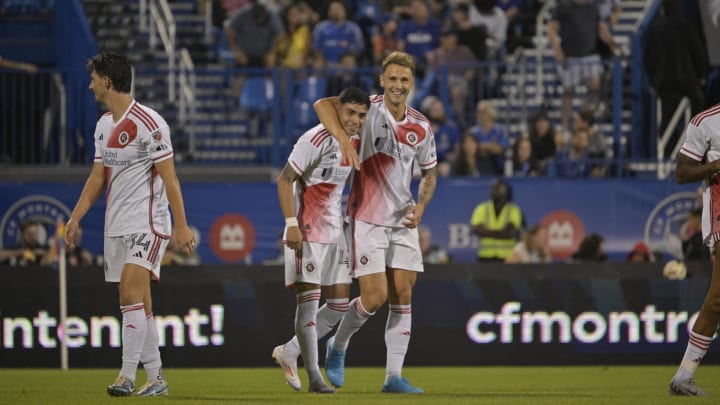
644, 192, 698, 258
0, 195, 71, 248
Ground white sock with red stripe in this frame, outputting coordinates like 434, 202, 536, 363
674, 330, 713, 381
295, 289, 322, 383
333, 297, 374, 352
119, 303, 147, 381
385, 304, 412, 382
283, 298, 349, 359
141, 312, 164, 383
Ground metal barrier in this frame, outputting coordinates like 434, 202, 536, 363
0, 70, 67, 164
147, 0, 176, 103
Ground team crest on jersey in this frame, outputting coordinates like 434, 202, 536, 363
119, 131, 130, 146
406, 132, 418, 145
644, 192, 697, 258
151, 130, 161, 141
305, 261, 316, 273
0, 195, 72, 249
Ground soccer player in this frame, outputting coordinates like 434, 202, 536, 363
669, 102, 720, 396
314, 51, 437, 393
64, 52, 195, 397
271, 87, 370, 394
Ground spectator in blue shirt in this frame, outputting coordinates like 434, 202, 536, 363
312, 0, 364, 66
396, 0, 441, 76
551, 127, 591, 178
421, 95, 461, 176
467, 100, 509, 175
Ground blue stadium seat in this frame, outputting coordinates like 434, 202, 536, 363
239, 77, 273, 113
296, 76, 328, 104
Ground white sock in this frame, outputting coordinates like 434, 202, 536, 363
141, 312, 164, 383
295, 289, 322, 383
674, 331, 713, 381
333, 297, 374, 352
284, 298, 349, 359
119, 303, 146, 381
385, 304, 412, 382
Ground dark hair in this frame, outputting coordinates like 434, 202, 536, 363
573, 233, 607, 261
338, 87, 370, 109
577, 109, 595, 127
86, 52, 132, 94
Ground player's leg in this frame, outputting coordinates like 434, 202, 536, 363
293, 281, 335, 393
136, 284, 169, 396
669, 245, 720, 396
381, 227, 424, 394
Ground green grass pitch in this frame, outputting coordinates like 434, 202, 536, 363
1, 366, 718, 404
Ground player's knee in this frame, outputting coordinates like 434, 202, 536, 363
361, 291, 387, 313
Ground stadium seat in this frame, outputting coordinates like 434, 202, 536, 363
296, 76, 328, 104
239, 77, 273, 113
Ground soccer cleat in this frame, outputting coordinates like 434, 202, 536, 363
309, 379, 337, 394
107, 375, 135, 396
135, 380, 169, 396
668, 378, 708, 396
324, 336, 346, 388
381, 376, 424, 394
272, 344, 301, 391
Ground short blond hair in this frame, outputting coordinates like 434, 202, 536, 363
382, 51, 416, 75
476, 100, 497, 120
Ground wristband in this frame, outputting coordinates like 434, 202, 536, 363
285, 217, 299, 228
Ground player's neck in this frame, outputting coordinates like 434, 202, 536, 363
384, 100, 406, 122
105, 93, 134, 122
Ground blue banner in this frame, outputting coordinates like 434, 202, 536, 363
0, 179, 699, 264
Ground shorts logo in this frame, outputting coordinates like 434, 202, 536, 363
0, 195, 72, 249
119, 131, 130, 145
359, 255, 369, 266
644, 192, 697, 257
406, 132, 418, 145
305, 262, 316, 272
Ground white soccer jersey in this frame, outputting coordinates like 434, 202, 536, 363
288, 124, 354, 244
93, 100, 174, 238
347, 95, 437, 227
679, 103, 720, 245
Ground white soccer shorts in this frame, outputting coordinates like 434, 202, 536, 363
284, 240, 352, 288
350, 219, 424, 277
104, 232, 169, 282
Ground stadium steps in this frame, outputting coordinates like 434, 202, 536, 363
496, 0, 651, 167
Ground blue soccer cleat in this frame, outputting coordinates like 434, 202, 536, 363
135, 379, 169, 397
324, 336, 346, 388
107, 375, 135, 396
381, 376, 424, 394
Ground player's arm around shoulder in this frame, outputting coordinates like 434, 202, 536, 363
313, 96, 359, 170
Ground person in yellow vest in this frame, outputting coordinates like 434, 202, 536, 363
470, 178, 523, 261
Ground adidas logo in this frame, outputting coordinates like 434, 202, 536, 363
99, 133, 104, 140
133, 251, 143, 259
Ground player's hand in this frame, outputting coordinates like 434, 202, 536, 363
173, 225, 196, 255
283, 226, 303, 252
339, 138, 360, 170
402, 204, 425, 228
64, 219, 80, 250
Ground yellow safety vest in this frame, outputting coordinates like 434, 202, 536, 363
470, 201, 522, 260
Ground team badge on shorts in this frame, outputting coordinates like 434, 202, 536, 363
358, 254, 370, 267
305, 261, 316, 273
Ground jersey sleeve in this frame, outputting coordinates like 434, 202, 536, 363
417, 125, 437, 169
680, 121, 708, 161
288, 135, 321, 176
93, 121, 103, 163
143, 125, 174, 163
